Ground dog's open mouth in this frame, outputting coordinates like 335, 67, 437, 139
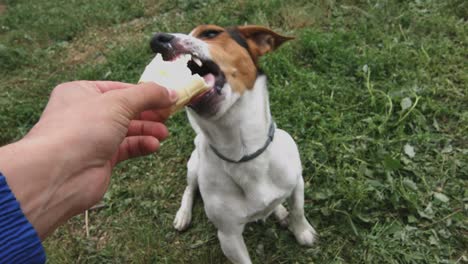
163, 53, 226, 108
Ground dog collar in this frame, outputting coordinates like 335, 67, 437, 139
210, 122, 276, 163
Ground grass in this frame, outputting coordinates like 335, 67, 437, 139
1, 0, 467, 263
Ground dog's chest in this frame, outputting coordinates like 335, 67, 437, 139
197, 154, 290, 222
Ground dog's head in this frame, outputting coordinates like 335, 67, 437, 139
150, 25, 293, 119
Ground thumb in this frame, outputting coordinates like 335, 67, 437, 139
106, 82, 178, 117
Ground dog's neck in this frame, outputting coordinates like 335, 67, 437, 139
188, 75, 272, 161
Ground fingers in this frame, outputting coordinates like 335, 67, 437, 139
138, 108, 172, 122
127, 120, 169, 140
111, 136, 160, 166
106, 82, 178, 118
93, 81, 135, 93
111, 120, 169, 166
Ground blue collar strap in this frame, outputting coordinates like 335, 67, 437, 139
210, 122, 276, 163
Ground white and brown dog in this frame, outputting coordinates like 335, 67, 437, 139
150, 25, 316, 264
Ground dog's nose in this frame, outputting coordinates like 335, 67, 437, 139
150, 33, 175, 54
154, 33, 174, 43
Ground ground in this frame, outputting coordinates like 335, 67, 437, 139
0, 0, 467, 263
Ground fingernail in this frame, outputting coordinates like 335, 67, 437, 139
168, 88, 178, 102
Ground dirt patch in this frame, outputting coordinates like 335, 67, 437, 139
277, 3, 333, 30
64, 17, 150, 65
0, 4, 7, 15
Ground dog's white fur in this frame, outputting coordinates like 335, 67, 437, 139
171, 31, 316, 264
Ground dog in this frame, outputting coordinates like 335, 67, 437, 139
150, 24, 317, 264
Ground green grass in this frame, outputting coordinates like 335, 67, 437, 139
1, 0, 467, 263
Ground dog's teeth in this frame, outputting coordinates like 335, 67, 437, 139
178, 54, 191, 65
193, 57, 203, 67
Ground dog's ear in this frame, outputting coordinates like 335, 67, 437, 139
238, 26, 294, 58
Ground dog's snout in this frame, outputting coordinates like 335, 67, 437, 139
154, 33, 174, 43
150, 33, 175, 54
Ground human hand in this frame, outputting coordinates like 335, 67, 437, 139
0, 81, 177, 239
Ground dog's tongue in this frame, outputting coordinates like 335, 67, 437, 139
202, 73, 215, 88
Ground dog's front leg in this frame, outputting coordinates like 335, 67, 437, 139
217, 225, 251, 264
288, 176, 317, 246
174, 150, 199, 231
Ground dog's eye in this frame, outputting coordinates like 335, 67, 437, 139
199, 30, 222, 39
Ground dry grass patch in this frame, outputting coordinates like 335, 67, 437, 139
64, 17, 152, 65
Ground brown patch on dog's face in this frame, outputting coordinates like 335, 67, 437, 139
190, 25, 293, 94
191, 25, 257, 94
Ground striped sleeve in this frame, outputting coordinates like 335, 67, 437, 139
0, 172, 46, 264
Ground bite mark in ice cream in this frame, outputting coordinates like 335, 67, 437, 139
139, 54, 211, 113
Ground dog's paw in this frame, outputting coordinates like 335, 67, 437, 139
278, 217, 289, 228
291, 222, 317, 247
274, 205, 289, 228
173, 209, 192, 231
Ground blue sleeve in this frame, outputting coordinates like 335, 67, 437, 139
0, 172, 46, 264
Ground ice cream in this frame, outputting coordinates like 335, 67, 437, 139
139, 54, 210, 113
